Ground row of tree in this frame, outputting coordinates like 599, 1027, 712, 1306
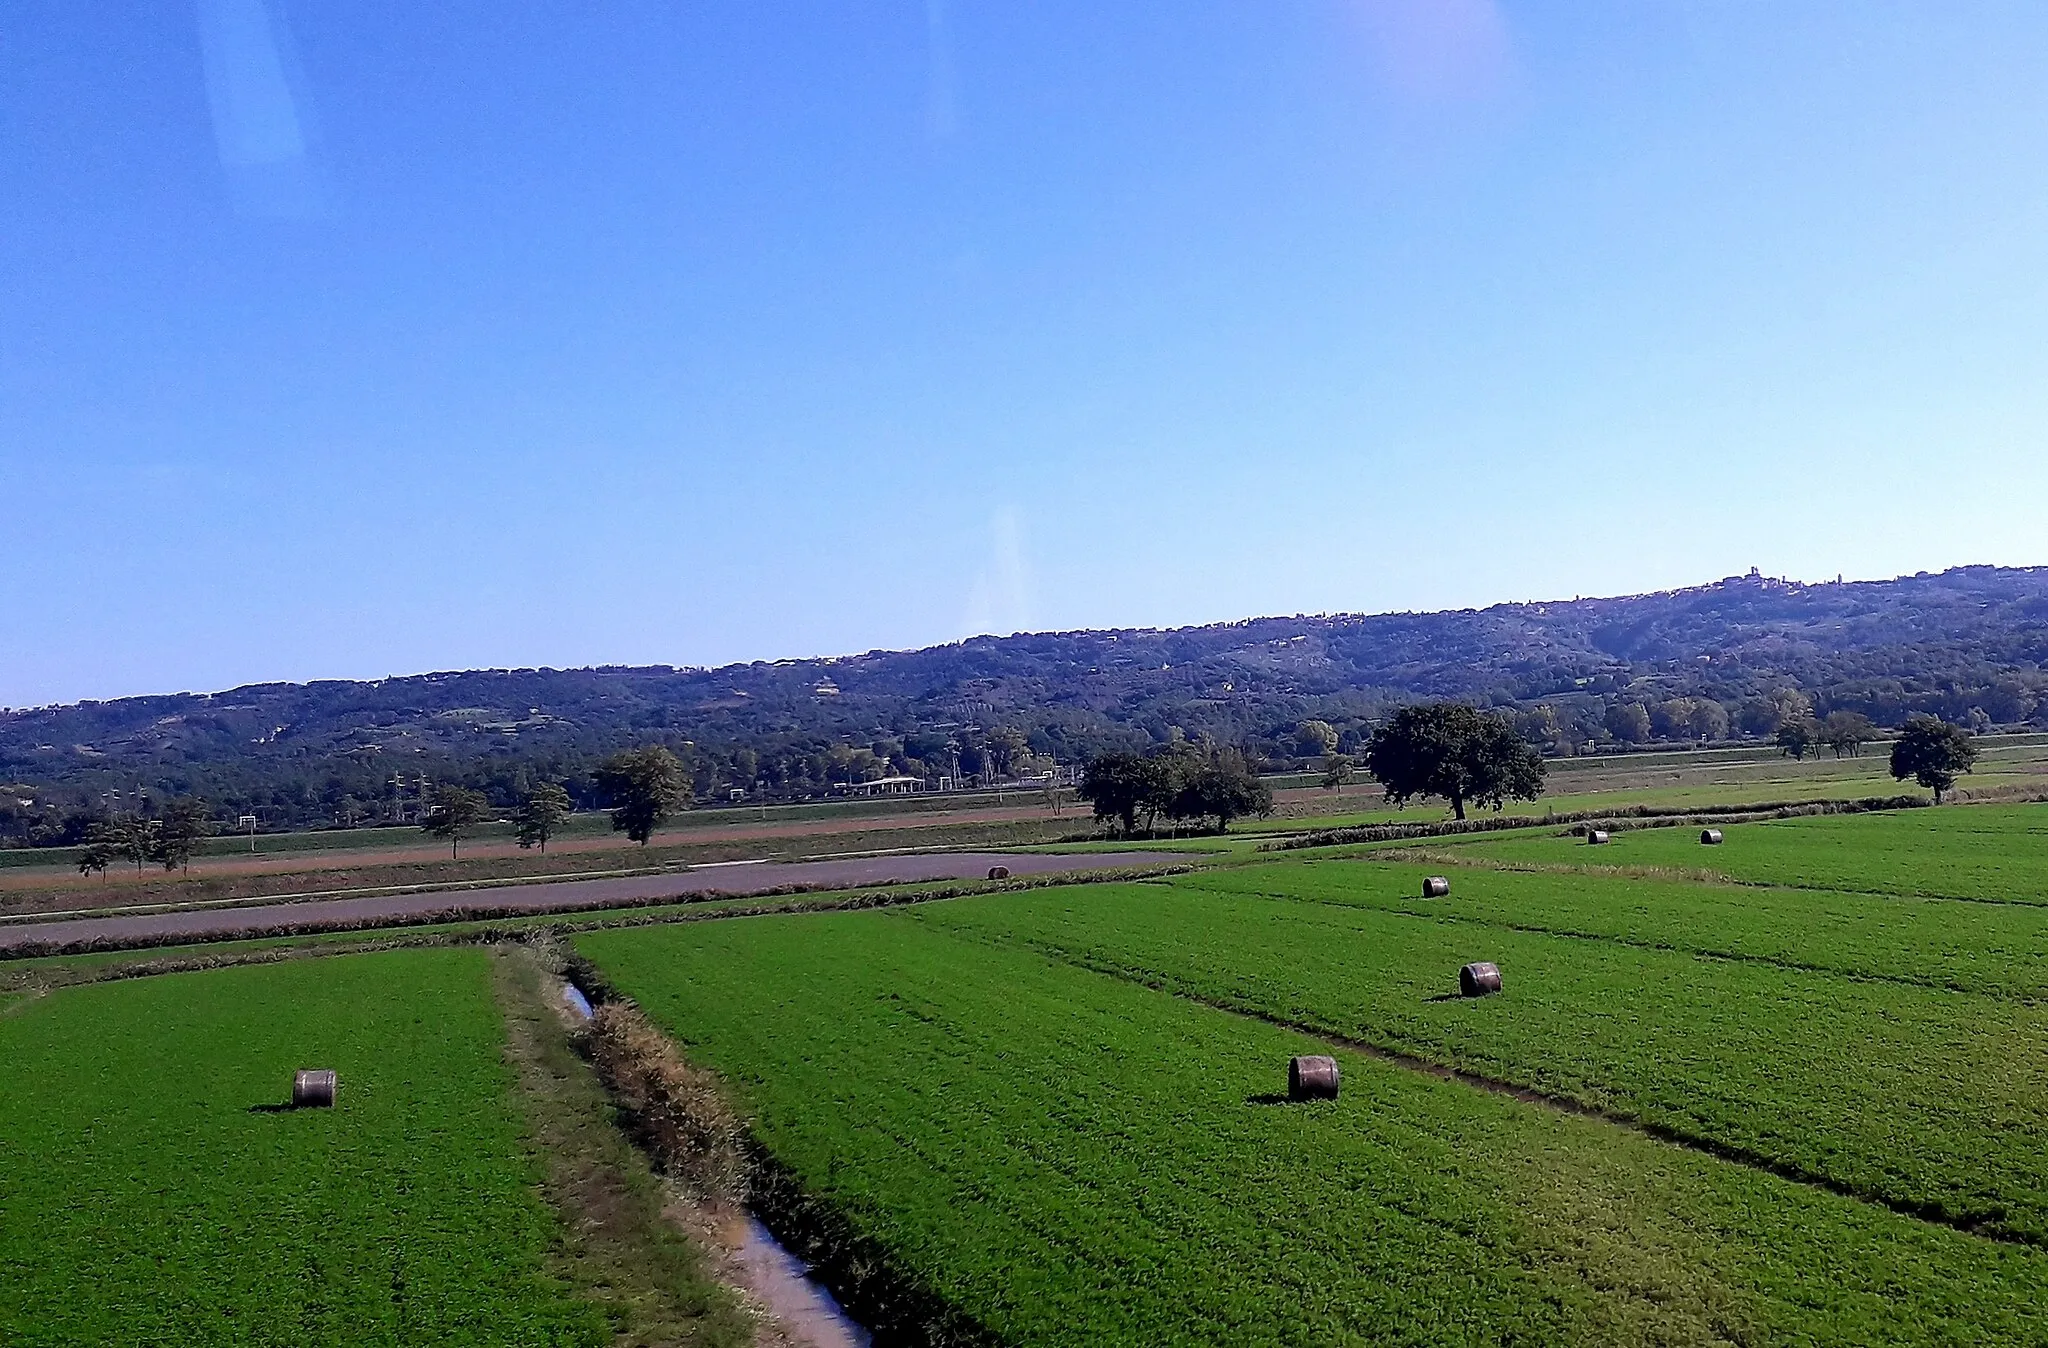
1080, 704, 1552, 834
419, 746, 691, 856
1076, 745, 1274, 835
75, 797, 215, 876
1085, 702, 1986, 831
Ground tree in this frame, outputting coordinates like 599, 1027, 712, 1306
1363, 703, 1546, 821
1604, 701, 1651, 744
1293, 719, 1339, 759
76, 841, 114, 879
1079, 751, 1157, 836
153, 797, 214, 873
516, 781, 572, 852
595, 746, 687, 844
1821, 710, 1875, 758
1890, 716, 1977, 804
421, 785, 491, 858
93, 818, 157, 874
1741, 687, 1814, 736
1168, 748, 1273, 832
1689, 699, 1731, 741
1650, 698, 1697, 741
1774, 717, 1818, 760
1320, 753, 1355, 790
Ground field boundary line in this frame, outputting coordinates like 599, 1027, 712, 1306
1371, 847, 2048, 910
939, 928, 2045, 1251
0, 861, 705, 925
1165, 877, 2042, 1001
0, 863, 1200, 964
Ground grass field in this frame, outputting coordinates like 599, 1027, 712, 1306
0, 949, 605, 1346
577, 908, 2048, 1345
913, 871, 2048, 1237
11, 795, 2048, 1344
1438, 802, 2048, 902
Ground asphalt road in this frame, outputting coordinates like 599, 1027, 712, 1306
0, 850, 1191, 954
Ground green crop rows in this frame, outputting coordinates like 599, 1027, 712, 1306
913, 874, 2048, 1243
1177, 857, 2048, 995
0, 949, 602, 1346
577, 908, 2048, 1346
1442, 803, 2048, 902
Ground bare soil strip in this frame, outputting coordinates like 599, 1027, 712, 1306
0, 851, 1191, 954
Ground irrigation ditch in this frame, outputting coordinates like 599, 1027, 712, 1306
556, 945, 998, 1348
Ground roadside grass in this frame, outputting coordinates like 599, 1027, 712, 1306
908, 876, 2048, 1243
1442, 803, 2048, 903
0, 948, 605, 1346
577, 911, 2048, 1346
490, 947, 754, 1348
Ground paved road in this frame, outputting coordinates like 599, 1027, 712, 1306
0, 851, 1190, 954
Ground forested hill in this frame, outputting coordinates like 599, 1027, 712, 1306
4, 564, 2047, 840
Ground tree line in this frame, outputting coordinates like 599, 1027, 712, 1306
50, 707, 1997, 867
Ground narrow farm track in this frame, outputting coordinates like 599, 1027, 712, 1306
0, 851, 1191, 955
1005, 937, 2044, 1251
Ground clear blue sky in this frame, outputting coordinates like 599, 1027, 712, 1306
5, 2, 2047, 707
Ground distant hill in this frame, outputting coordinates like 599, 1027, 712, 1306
4, 564, 2046, 842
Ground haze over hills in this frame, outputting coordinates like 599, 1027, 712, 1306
4, 564, 2046, 843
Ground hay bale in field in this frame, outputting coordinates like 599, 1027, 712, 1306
1586, 829, 1611, 845
1459, 962, 1503, 997
987, 865, 1011, 880
1288, 1055, 1340, 1101
1701, 828, 1724, 845
291, 1069, 337, 1108
1421, 876, 1451, 898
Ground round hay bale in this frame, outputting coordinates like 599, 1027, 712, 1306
1421, 876, 1451, 899
1459, 962, 1503, 997
1586, 829, 1611, 845
987, 865, 1011, 881
1287, 1055, 1340, 1101
1700, 828, 1724, 845
292, 1069, 337, 1109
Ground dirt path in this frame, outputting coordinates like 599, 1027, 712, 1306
0, 803, 1079, 892
0, 850, 1191, 953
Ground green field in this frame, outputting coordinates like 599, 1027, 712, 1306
1438, 803, 2048, 902
576, 869, 2048, 1343
10, 798, 2048, 1345
909, 871, 2048, 1240
0, 949, 603, 1346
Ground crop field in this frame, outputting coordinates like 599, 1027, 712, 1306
10, 800, 2047, 1345
1245, 735, 2048, 834
1439, 802, 2048, 902
0, 949, 603, 1346
575, 814, 2048, 1345
913, 872, 2048, 1241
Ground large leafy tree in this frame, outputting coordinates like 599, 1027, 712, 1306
1363, 703, 1546, 821
1079, 751, 1156, 836
1821, 710, 1876, 758
1168, 748, 1273, 832
595, 746, 688, 844
421, 785, 492, 858
1775, 717, 1819, 760
515, 781, 573, 853
1890, 716, 1977, 804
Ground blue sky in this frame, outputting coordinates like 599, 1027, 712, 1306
5, 2, 2047, 706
